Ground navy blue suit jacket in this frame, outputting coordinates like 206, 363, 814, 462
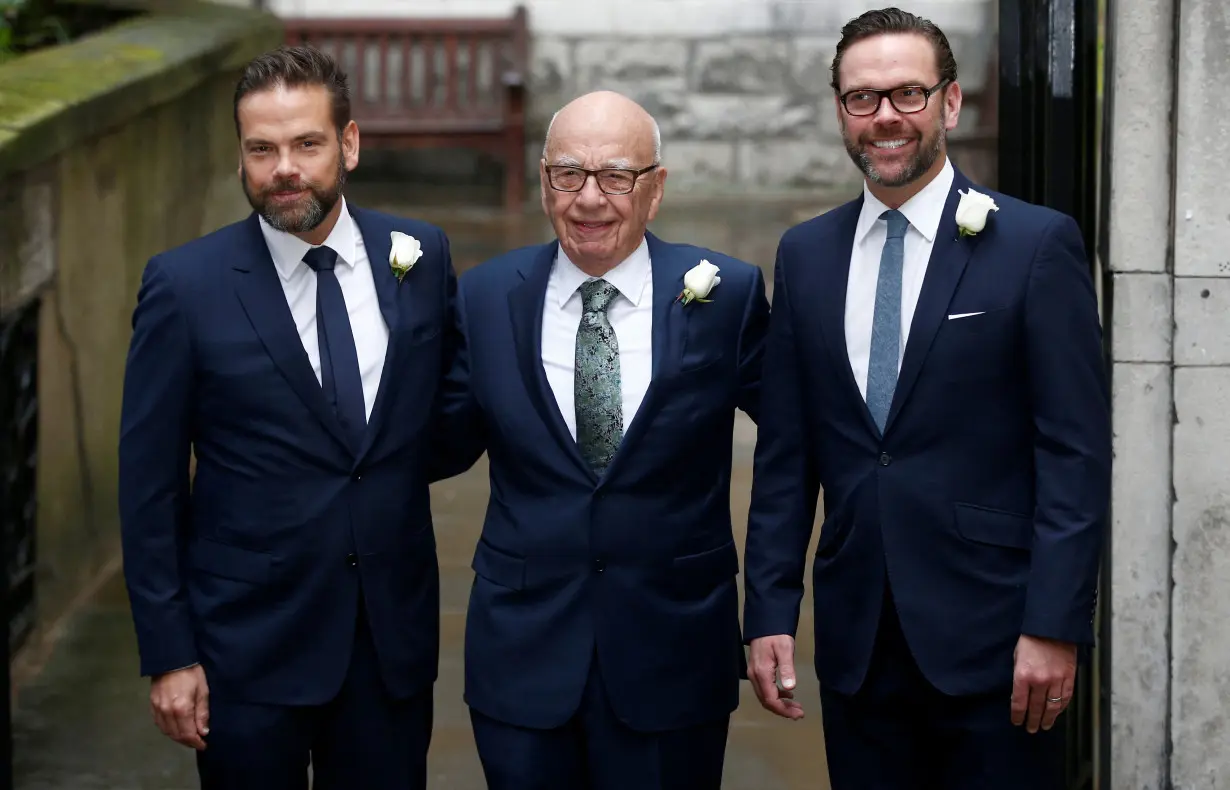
743, 169, 1111, 697
119, 206, 454, 706
437, 232, 769, 732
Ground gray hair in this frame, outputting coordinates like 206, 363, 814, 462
541, 110, 662, 165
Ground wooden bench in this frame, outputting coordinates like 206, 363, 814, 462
283, 7, 529, 213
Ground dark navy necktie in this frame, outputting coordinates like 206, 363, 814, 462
302, 245, 366, 449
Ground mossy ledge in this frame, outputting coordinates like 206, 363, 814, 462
0, 0, 283, 179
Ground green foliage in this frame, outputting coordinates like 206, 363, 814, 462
0, 0, 76, 64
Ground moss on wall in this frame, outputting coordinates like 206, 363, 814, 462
0, 0, 282, 656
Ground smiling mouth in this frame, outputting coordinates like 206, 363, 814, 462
870, 139, 913, 150
574, 221, 613, 231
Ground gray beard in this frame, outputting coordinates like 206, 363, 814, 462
243, 155, 346, 233
847, 129, 945, 187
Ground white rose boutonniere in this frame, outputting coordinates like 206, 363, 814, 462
389, 231, 423, 282
676, 259, 721, 305
955, 188, 999, 238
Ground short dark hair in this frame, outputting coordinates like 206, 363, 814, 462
233, 45, 351, 137
830, 7, 958, 93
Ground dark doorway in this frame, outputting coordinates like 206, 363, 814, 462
1, 297, 40, 790
997, 0, 1105, 788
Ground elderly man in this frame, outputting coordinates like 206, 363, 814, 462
742, 7, 1110, 790
435, 90, 769, 789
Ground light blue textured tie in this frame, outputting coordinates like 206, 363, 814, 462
866, 209, 909, 433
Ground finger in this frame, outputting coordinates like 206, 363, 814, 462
1025, 683, 1047, 734
1010, 673, 1029, 726
750, 664, 777, 706
752, 665, 803, 719
1040, 684, 1064, 731
152, 703, 174, 740
1061, 669, 1076, 709
195, 687, 211, 739
173, 698, 207, 750
762, 694, 806, 720
776, 644, 797, 691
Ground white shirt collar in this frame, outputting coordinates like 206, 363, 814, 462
855, 157, 955, 246
553, 236, 652, 308
259, 196, 358, 281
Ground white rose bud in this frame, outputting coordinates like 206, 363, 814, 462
389, 231, 423, 278
683, 260, 721, 299
955, 189, 999, 234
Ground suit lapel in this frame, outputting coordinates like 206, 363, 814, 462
231, 213, 352, 453
819, 200, 882, 437
508, 242, 597, 481
349, 206, 401, 461
884, 171, 979, 433
600, 233, 689, 481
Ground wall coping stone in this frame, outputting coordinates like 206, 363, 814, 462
0, 0, 283, 180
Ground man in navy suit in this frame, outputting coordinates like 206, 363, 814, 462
742, 9, 1111, 789
118, 46, 453, 789
435, 90, 769, 789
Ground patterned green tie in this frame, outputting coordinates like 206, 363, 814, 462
575, 278, 622, 475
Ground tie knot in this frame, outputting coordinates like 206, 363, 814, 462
580, 278, 619, 315
881, 210, 909, 240
303, 245, 339, 272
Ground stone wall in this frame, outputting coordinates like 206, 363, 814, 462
269, 0, 997, 196
0, 0, 282, 666
527, 0, 996, 196
1105, 0, 1230, 786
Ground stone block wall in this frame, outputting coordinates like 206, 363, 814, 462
269, 0, 997, 196
1105, 0, 1230, 785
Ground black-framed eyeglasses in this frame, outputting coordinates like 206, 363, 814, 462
545, 164, 659, 195
839, 79, 950, 117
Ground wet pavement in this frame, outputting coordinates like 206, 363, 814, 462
11, 188, 836, 789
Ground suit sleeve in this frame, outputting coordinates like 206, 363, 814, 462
735, 264, 770, 424
742, 242, 822, 641
118, 257, 198, 676
1020, 214, 1111, 644
428, 230, 487, 482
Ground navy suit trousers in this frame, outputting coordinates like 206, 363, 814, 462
195, 596, 433, 790
819, 582, 1065, 790
470, 650, 730, 790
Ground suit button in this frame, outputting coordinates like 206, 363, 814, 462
352, 472, 362, 481
593, 559, 605, 573
346, 553, 358, 567
879, 453, 892, 466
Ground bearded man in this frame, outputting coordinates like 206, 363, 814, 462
118, 45, 455, 790
741, 8, 1111, 789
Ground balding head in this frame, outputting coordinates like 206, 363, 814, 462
538, 91, 668, 277
542, 91, 661, 166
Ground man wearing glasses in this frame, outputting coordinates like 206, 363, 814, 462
432, 90, 769, 789
742, 8, 1110, 790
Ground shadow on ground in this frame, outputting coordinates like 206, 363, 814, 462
11, 186, 835, 789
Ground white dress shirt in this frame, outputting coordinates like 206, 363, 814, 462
258, 197, 389, 419
541, 237, 654, 440
845, 157, 955, 399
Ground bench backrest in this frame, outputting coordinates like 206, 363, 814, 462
283, 7, 528, 131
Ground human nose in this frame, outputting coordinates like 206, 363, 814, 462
272, 148, 299, 179
872, 95, 906, 123
575, 172, 608, 207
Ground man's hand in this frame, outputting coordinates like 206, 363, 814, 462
150, 665, 210, 750
748, 635, 805, 720
1011, 635, 1077, 733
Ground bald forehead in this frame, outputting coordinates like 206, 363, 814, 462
545, 94, 657, 166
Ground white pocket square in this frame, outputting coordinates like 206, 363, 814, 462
947, 312, 985, 320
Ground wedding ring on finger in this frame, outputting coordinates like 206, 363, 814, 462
1047, 697, 1064, 704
